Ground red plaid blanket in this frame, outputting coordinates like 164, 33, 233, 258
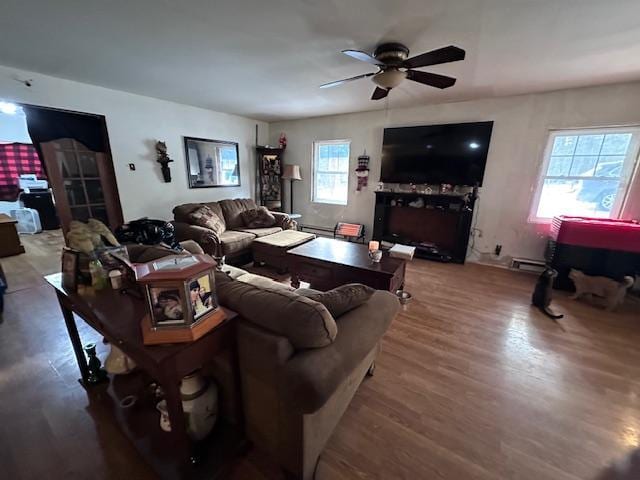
0, 143, 45, 201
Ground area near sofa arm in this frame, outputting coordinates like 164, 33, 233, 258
172, 221, 221, 254
278, 290, 400, 414
237, 321, 295, 385
270, 211, 297, 230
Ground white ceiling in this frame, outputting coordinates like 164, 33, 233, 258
1, 0, 640, 121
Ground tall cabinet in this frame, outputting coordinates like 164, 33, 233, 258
256, 146, 284, 212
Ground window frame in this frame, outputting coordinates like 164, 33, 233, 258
529, 126, 640, 223
311, 139, 351, 206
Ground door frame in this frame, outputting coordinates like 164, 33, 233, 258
19, 104, 124, 235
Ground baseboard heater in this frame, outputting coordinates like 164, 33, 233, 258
510, 257, 546, 273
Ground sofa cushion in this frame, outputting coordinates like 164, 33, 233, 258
219, 198, 258, 229
173, 202, 226, 230
216, 275, 337, 349
218, 265, 293, 291
235, 226, 283, 237
297, 284, 375, 318
240, 207, 276, 228
187, 205, 225, 235
218, 230, 255, 255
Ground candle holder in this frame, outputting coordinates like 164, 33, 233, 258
84, 342, 108, 385
368, 249, 383, 263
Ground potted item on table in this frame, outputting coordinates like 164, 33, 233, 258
135, 254, 226, 345
66, 219, 122, 287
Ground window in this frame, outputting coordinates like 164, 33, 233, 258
531, 127, 640, 221
312, 140, 350, 205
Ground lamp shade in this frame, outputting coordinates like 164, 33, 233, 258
281, 164, 302, 181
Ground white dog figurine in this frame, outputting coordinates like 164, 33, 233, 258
568, 269, 634, 311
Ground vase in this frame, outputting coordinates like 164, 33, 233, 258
181, 372, 218, 441
155, 371, 218, 441
104, 345, 136, 375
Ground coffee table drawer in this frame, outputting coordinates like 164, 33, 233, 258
296, 261, 332, 280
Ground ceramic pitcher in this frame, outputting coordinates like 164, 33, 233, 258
155, 371, 218, 441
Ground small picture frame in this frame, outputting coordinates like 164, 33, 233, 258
61, 247, 79, 292
148, 285, 189, 327
188, 272, 216, 321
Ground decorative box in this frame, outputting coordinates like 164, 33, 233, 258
135, 254, 226, 345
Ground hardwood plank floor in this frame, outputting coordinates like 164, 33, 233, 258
1, 234, 639, 479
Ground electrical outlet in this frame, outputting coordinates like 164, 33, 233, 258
494, 244, 502, 256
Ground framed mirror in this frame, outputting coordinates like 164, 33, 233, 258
183, 137, 240, 188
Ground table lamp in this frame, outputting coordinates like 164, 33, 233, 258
281, 164, 302, 214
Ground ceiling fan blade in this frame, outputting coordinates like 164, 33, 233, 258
320, 72, 375, 89
342, 49, 385, 66
406, 70, 456, 89
371, 87, 389, 100
403, 45, 465, 69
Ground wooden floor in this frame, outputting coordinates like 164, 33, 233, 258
1, 232, 639, 479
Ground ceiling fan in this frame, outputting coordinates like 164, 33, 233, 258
320, 42, 465, 100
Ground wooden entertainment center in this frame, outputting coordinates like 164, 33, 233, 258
373, 190, 476, 263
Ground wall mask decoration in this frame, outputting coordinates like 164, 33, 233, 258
183, 137, 240, 188
355, 151, 370, 192
155, 141, 174, 183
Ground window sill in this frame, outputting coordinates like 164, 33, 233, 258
312, 199, 348, 206
528, 217, 552, 225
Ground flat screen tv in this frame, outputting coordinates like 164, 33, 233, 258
381, 121, 494, 186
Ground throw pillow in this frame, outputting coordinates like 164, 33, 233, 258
297, 283, 375, 318
187, 205, 225, 235
241, 207, 276, 228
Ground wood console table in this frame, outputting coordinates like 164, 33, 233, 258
45, 273, 245, 479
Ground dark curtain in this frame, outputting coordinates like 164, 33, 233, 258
22, 106, 108, 157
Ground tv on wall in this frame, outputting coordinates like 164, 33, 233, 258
380, 121, 494, 186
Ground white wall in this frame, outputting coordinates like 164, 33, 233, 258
0, 65, 268, 221
270, 81, 640, 264
0, 109, 31, 214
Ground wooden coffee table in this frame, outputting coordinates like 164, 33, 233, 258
252, 229, 316, 273
287, 237, 406, 292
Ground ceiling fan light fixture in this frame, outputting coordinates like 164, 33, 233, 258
372, 69, 406, 89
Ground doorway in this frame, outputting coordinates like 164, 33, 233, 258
0, 103, 123, 236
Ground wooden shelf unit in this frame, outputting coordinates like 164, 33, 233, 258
373, 191, 476, 264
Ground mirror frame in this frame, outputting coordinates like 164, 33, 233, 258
183, 136, 240, 188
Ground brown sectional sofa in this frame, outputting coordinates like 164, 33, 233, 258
172, 198, 296, 264
125, 242, 398, 479
216, 265, 400, 479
